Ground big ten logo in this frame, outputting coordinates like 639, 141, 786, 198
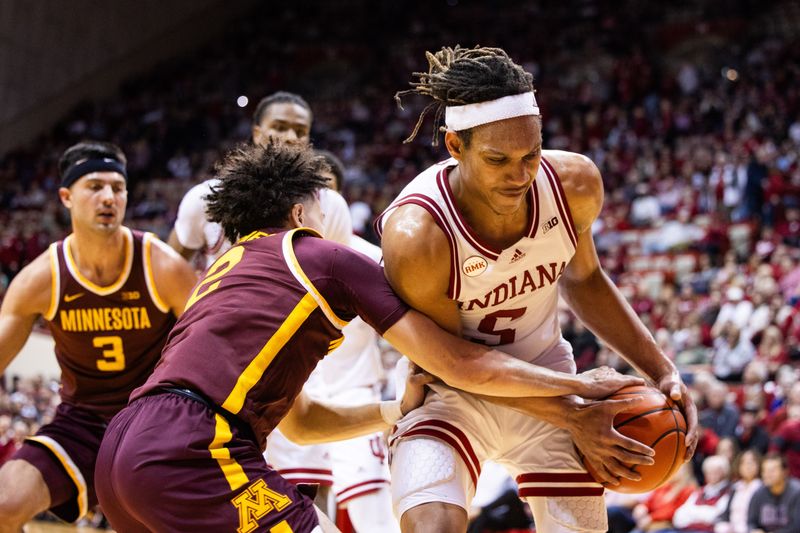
369, 435, 387, 464
121, 291, 140, 301
231, 478, 292, 533
541, 216, 559, 234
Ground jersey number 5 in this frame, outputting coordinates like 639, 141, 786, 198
184, 246, 245, 311
476, 307, 526, 345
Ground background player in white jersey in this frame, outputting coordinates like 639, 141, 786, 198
378, 46, 699, 533
167, 91, 351, 268
266, 151, 402, 532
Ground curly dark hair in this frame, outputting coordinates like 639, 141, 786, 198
395, 45, 534, 146
206, 141, 330, 242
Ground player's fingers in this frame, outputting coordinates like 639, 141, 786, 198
670, 384, 682, 401
619, 374, 646, 387
585, 457, 619, 486
606, 430, 655, 458
602, 457, 641, 482
608, 396, 646, 414
611, 444, 656, 466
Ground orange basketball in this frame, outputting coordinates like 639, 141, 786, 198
582, 385, 687, 493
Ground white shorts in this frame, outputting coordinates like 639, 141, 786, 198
265, 386, 390, 503
388, 346, 604, 522
265, 429, 334, 487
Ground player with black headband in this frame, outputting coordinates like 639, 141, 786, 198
0, 141, 197, 530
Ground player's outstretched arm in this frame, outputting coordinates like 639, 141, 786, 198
149, 235, 198, 317
278, 362, 433, 445
553, 152, 698, 461
0, 251, 52, 375
382, 310, 643, 398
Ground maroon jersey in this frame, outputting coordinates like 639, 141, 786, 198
133, 229, 408, 446
45, 228, 176, 421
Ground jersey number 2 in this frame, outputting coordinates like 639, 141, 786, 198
184, 246, 245, 311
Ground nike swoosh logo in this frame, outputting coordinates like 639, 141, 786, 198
64, 293, 84, 302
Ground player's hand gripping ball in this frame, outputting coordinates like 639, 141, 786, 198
583, 385, 687, 493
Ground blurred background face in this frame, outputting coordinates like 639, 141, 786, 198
702, 460, 727, 485
252, 102, 312, 146
738, 451, 759, 481
761, 458, 785, 488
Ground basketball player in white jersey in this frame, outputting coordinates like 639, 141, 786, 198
377, 46, 699, 532
168, 91, 351, 268
266, 152, 402, 532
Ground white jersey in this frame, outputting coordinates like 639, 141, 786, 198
174, 179, 228, 268
174, 180, 352, 268
310, 234, 385, 398
376, 156, 577, 363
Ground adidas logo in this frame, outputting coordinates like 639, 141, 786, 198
510, 248, 526, 263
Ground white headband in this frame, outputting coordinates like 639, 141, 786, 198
445, 92, 539, 131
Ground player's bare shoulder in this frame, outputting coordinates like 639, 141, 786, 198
542, 150, 604, 233
380, 204, 451, 299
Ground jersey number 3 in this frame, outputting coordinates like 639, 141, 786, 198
93, 336, 125, 371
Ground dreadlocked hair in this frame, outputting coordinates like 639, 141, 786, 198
206, 141, 330, 242
395, 45, 534, 146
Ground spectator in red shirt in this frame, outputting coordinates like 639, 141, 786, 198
631, 463, 696, 532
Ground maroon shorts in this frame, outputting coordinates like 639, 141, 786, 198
95, 391, 320, 532
13, 402, 107, 522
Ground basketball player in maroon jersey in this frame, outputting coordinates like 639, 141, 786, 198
378, 46, 699, 532
0, 141, 197, 531
94, 141, 643, 532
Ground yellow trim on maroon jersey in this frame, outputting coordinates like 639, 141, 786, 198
282, 228, 349, 330
327, 336, 344, 353
221, 292, 319, 415
142, 233, 170, 314
63, 227, 133, 295
238, 230, 270, 243
208, 413, 250, 491
43, 243, 60, 321
26, 435, 88, 520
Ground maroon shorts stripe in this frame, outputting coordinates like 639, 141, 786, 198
516, 472, 597, 484
278, 468, 333, 476
518, 486, 604, 497
336, 479, 389, 504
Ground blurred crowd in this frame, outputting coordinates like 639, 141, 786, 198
1, 0, 799, 531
